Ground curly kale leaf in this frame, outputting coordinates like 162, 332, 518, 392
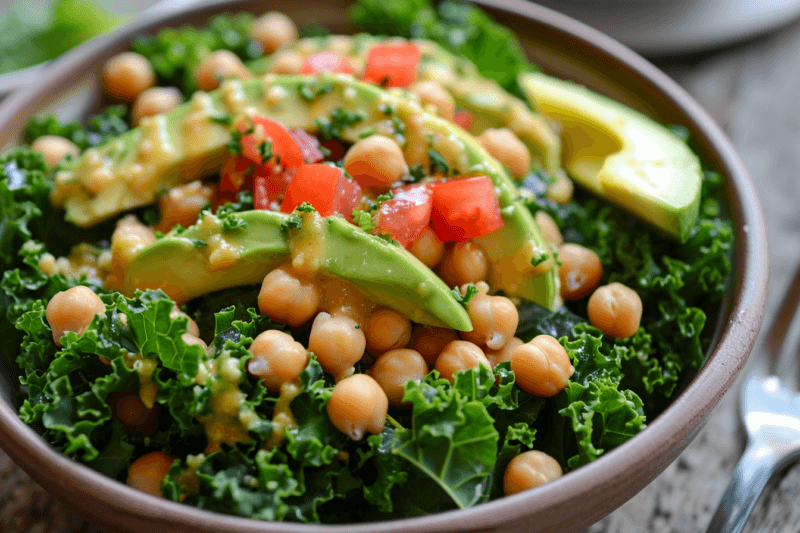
350, 0, 536, 97
533, 327, 646, 471
132, 13, 263, 96
24, 105, 130, 151
527, 170, 732, 411
0, 149, 51, 265
367, 370, 499, 512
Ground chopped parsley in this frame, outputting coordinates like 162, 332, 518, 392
408, 164, 427, 183
428, 147, 449, 175
352, 210, 375, 232
257, 139, 273, 165
298, 80, 334, 102
530, 253, 549, 267
296, 202, 316, 213
210, 112, 234, 126
379, 103, 395, 115
226, 124, 254, 156
451, 283, 479, 307
314, 108, 367, 140
280, 214, 303, 233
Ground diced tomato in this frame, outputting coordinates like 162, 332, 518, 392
290, 129, 325, 164
213, 155, 255, 210
281, 164, 362, 217
219, 155, 254, 192
376, 185, 433, 247
320, 140, 345, 162
454, 109, 475, 131
240, 116, 304, 171
363, 43, 420, 87
429, 176, 504, 242
253, 166, 294, 210
301, 52, 355, 75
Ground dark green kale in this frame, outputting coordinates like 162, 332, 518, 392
24, 105, 130, 151
350, 0, 537, 98
314, 109, 367, 140
131, 13, 263, 96
0, 148, 52, 265
526, 170, 733, 413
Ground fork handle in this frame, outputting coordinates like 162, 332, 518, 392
705, 441, 781, 533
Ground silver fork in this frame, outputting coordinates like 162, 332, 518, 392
705, 263, 800, 533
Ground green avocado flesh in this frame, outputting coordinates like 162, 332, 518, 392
125, 210, 472, 331
59, 73, 557, 310
519, 72, 702, 242
248, 35, 561, 176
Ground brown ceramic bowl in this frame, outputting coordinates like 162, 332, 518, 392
0, 0, 768, 531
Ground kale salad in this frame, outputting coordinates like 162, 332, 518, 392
0, 0, 732, 523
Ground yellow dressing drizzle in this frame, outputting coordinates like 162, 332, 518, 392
264, 381, 301, 450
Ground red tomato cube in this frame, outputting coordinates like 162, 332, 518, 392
376, 185, 433, 247
429, 176, 504, 241
363, 43, 420, 87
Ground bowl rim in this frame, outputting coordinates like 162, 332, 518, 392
0, 0, 768, 531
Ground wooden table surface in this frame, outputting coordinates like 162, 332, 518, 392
2, 12, 800, 533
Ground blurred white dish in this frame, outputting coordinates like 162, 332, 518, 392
533, 0, 800, 55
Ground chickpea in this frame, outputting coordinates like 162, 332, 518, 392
370, 349, 428, 406
460, 292, 519, 351
511, 335, 574, 397
258, 268, 320, 327
408, 325, 460, 367
249, 12, 298, 54
587, 282, 643, 339
132, 87, 182, 125
46, 286, 105, 346
327, 374, 388, 440
170, 306, 200, 338
486, 337, 524, 369
31, 135, 79, 169
558, 243, 602, 300
102, 52, 155, 102
247, 330, 309, 392
126, 451, 175, 497
270, 49, 305, 74
182, 333, 208, 352
503, 450, 562, 495
109, 392, 159, 435
546, 171, 574, 204
478, 128, 531, 179
407, 80, 455, 121
157, 181, 214, 232
435, 340, 491, 383
194, 50, 251, 92
364, 308, 412, 354
534, 211, 563, 247
343, 136, 407, 188
308, 312, 366, 380
408, 225, 445, 269
438, 241, 489, 288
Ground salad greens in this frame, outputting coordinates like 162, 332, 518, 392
0, 0, 122, 75
0, 4, 733, 525
350, 0, 536, 98
131, 13, 263, 96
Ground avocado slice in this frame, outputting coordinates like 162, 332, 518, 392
58, 74, 557, 309
248, 35, 561, 176
124, 209, 472, 331
518, 72, 702, 242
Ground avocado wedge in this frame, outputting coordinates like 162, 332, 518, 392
57, 74, 558, 309
123, 209, 472, 330
518, 72, 702, 242
248, 35, 561, 176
